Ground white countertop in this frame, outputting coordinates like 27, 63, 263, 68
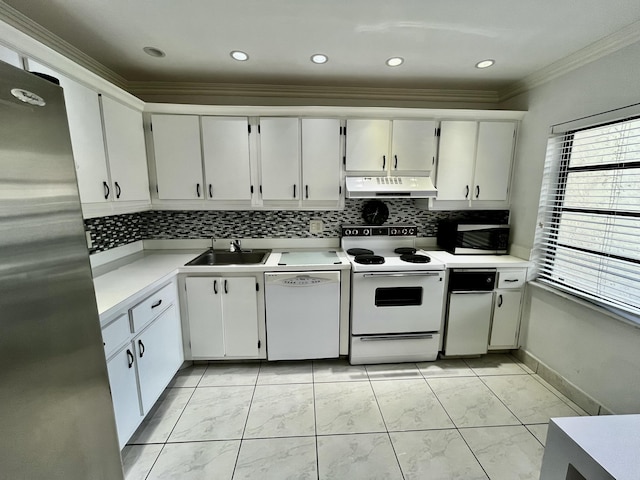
425, 250, 531, 268
93, 248, 351, 322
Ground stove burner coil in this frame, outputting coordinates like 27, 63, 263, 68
394, 247, 417, 255
400, 254, 431, 263
347, 248, 374, 256
353, 254, 385, 265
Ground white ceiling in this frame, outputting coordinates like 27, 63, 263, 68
5, 0, 640, 92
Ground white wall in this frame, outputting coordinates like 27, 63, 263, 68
501, 41, 640, 414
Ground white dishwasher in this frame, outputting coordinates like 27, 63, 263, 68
265, 271, 340, 360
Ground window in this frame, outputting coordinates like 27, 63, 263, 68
533, 116, 640, 320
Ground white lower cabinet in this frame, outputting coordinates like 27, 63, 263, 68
185, 276, 263, 359
102, 281, 183, 449
444, 291, 493, 356
489, 289, 523, 349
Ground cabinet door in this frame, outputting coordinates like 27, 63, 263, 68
202, 116, 252, 200
436, 121, 477, 201
473, 121, 516, 201
222, 277, 259, 357
186, 277, 224, 358
259, 117, 300, 201
345, 119, 390, 171
301, 118, 341, 201
135, 304, 183, 414
391, 120, 436, 172
106, 344, 143, 449
101, 96, 150, 202
489, 289, 522, 349
0, 44, 21, 68
151, 114, 204, 200
26, 59, 109, 204
444, 292, 493, 356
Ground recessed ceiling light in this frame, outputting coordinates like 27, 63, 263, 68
311, 54, 328, 64
386, 57, 404, 67
475, 59, 495, 69
230, 50, 249, 61
143, 46, 165, 58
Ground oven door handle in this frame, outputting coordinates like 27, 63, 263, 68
361, 272, 442, 277
360, 334, 434, 341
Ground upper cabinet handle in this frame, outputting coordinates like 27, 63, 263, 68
475, 185, 480, 199
196, 183, 201, 198
115, 181, 121, 199
293, 184, 296, 198
465, 185, 469, 198
126, 349, 134, 368
305, 185, 309, 199
103, 181, 110, 200
151, 299, 162, 309
138, 340, 145, 358
394, 155, 398, 169
382, 155, 386, 170
209, 184, 213, 198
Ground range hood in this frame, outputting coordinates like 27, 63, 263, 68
345, 176, 438, 198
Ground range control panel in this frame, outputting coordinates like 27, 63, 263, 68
341, 225, 419, 237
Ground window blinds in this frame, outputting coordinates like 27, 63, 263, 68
533, 117, 640, 319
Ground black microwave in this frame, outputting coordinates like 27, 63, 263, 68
437, 221, 510, 255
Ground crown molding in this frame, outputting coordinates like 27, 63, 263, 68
128, 80, 501, 105
499, 19, 640, 102
0, 1, 127, 89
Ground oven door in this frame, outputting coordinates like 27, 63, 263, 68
352, 271, 445, 334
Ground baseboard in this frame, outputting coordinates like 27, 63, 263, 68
513, 349, 614, 416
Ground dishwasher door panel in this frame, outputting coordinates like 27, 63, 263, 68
444, 292, 493, 356
265, 272, 340, 360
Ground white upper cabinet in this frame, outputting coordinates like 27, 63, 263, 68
391, 120, 437, 173
151, 114, 204, 200
259, 117, 300, 201
435, 120, 516, 205
26, 59, 110, 204
473, 121, 517, 201
101, 97, 150, 202
0, 44, 21, 68
436, 121, 477, 201
201, 116, 252, 201
345, 119, 390, 172
301, 118, 341, 202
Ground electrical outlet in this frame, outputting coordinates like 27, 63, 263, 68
309, 219, 323, 234
85, 231, 92, 248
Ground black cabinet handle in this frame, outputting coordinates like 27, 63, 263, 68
213, 279, 218, 294
394, 155, 398, 169
224, 279, 228, 294
475, 185, 480, 199
305, 185, 309, 199
465, 185, 469, 198
504, 279, 519, 283
115, 181, 121, 199
382, 155, 386, 170
498, 294, 503, 307
209, 184, 213, 198
293, 184, 296, 198
103, 181, 110, 200
196, 183, 201, 198
138, 340, 145, 358
151, 299, 162, 309
126, 349, 134, 368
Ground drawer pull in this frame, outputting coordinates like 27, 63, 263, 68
126, 349, 134, 368
138, 340, 145, 358
504, 279, 519, 283
151, 299, 163, 309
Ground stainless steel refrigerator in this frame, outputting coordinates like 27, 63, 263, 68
0, 60, 124, 478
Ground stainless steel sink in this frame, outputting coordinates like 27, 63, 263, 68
185, 249, 271, 266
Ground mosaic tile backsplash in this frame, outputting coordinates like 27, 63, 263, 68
84, 199, 509, 253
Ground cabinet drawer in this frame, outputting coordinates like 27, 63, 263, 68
102, 314, 131, 359
497, 269, 526, 289
131, 282, 176, 332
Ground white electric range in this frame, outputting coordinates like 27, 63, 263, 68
341, 225, 446, 364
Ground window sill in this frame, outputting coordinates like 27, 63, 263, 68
528, 280, 640, 330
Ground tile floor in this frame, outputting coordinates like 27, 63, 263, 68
122, 354, 587, 480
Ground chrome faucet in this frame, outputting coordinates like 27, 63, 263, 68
211, 236, 216, 251
231, 239, 243, 253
